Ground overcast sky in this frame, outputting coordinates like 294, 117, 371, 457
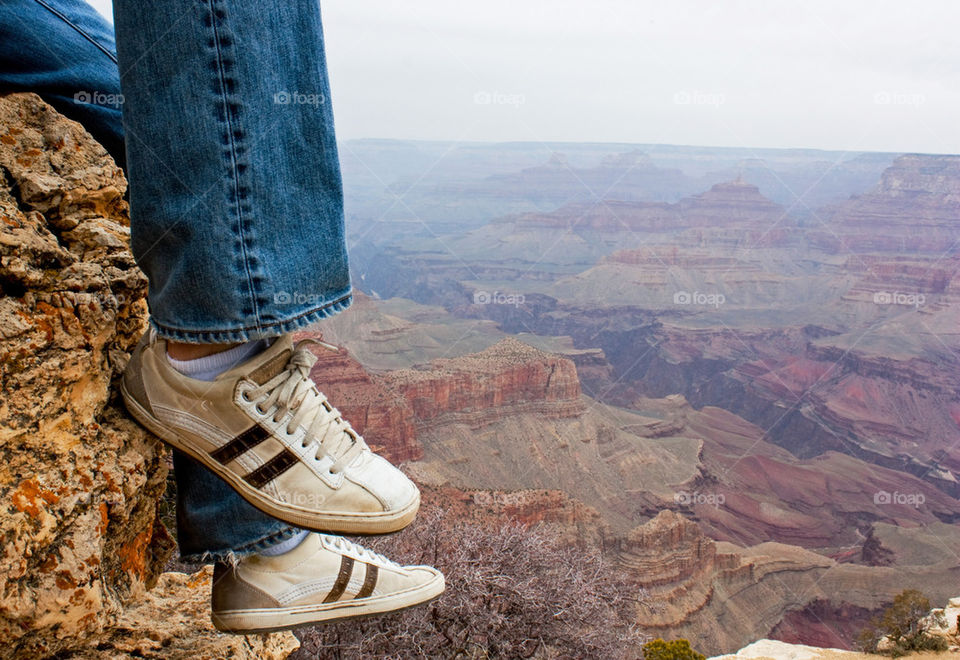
88, 0, 960, 154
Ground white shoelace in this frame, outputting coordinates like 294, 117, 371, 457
243, 340, 367, 473
322, 534, 399, 568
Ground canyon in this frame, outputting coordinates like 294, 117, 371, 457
4, 93, 959, 658
302, 323, 960, 653
328, 139, 960, 654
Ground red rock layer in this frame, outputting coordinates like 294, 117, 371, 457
294, 336, 422, 463
770, 600, 878, 651
297, 335, 586, 461
678, 178, 784, 227
418, 485, 604, 543
812, 154, 960, 253
611, 510, 741, 587
381, 337, 585, 427
844, 255, 957, 293
604, 246, 746, 268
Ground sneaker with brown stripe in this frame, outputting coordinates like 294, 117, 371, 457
211, 532, 444, 633
121, 329, 420, 534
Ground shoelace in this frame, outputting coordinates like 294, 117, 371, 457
322, 534, 399, 568
243, 340, 368, 473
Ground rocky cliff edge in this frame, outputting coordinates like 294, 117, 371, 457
0, 93, 297, 658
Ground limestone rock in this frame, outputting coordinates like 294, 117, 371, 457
921, 594, 960, 643
70, 567, 299, 659
0, 93, 296, 659
0, 92, 171, 658
708, 639, 873, 659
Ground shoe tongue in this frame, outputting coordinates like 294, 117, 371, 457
219, 334, 294, 383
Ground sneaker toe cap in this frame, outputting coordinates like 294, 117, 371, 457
348, 453, 420, 512
405, 565, 446, 592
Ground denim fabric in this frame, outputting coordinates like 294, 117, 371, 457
173, 451, 299, 563
0, 0, 125, 167
0, 0, 356, 560
114, 0, 352, 343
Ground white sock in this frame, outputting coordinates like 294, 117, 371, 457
166, 339, 269, 381
258, 529, 310, 556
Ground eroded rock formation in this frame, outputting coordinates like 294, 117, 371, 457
0, 93, 296, 658
813, 154, 960, 254
381, 336, 585, 426
68, 567, 299, 659
0, 92, 169, 659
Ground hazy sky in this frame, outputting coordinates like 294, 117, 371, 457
88, 0, 960, 154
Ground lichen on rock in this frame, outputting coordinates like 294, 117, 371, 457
0, 91, 169, 659
0, 93, 297, 658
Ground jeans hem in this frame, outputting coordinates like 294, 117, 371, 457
179, 525, 302, 566
149, 291, 352, 343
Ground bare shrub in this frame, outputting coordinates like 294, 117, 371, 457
294, 504, 648, 659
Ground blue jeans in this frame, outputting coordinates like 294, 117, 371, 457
0, 0, 350, 561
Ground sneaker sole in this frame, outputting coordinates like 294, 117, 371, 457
121, 380, 419, 535
211, 572, 445, 633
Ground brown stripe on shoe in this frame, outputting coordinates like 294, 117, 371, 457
323, 556, 355, 603
242, 449, 299, 488
355, 563, 378, 600
211, 424, 271, 465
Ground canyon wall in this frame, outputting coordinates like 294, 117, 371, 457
381, 336, 585, 427
297, 338, 422, 463
0, 93, 168, 658
812, 154, 960, 254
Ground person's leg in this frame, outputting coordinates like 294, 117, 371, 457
0, 0, 301, 563
0, 0, 125, 166
111, 0, 421, 545
173, 450, 301, 562
5, 0, 444, 626
112, 0, 352, 343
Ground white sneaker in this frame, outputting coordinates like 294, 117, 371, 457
211, 533, 445, 633
122, 331, 419, 534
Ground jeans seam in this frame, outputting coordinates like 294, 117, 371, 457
32, 0, 118, 64
208, 0, 262, 331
